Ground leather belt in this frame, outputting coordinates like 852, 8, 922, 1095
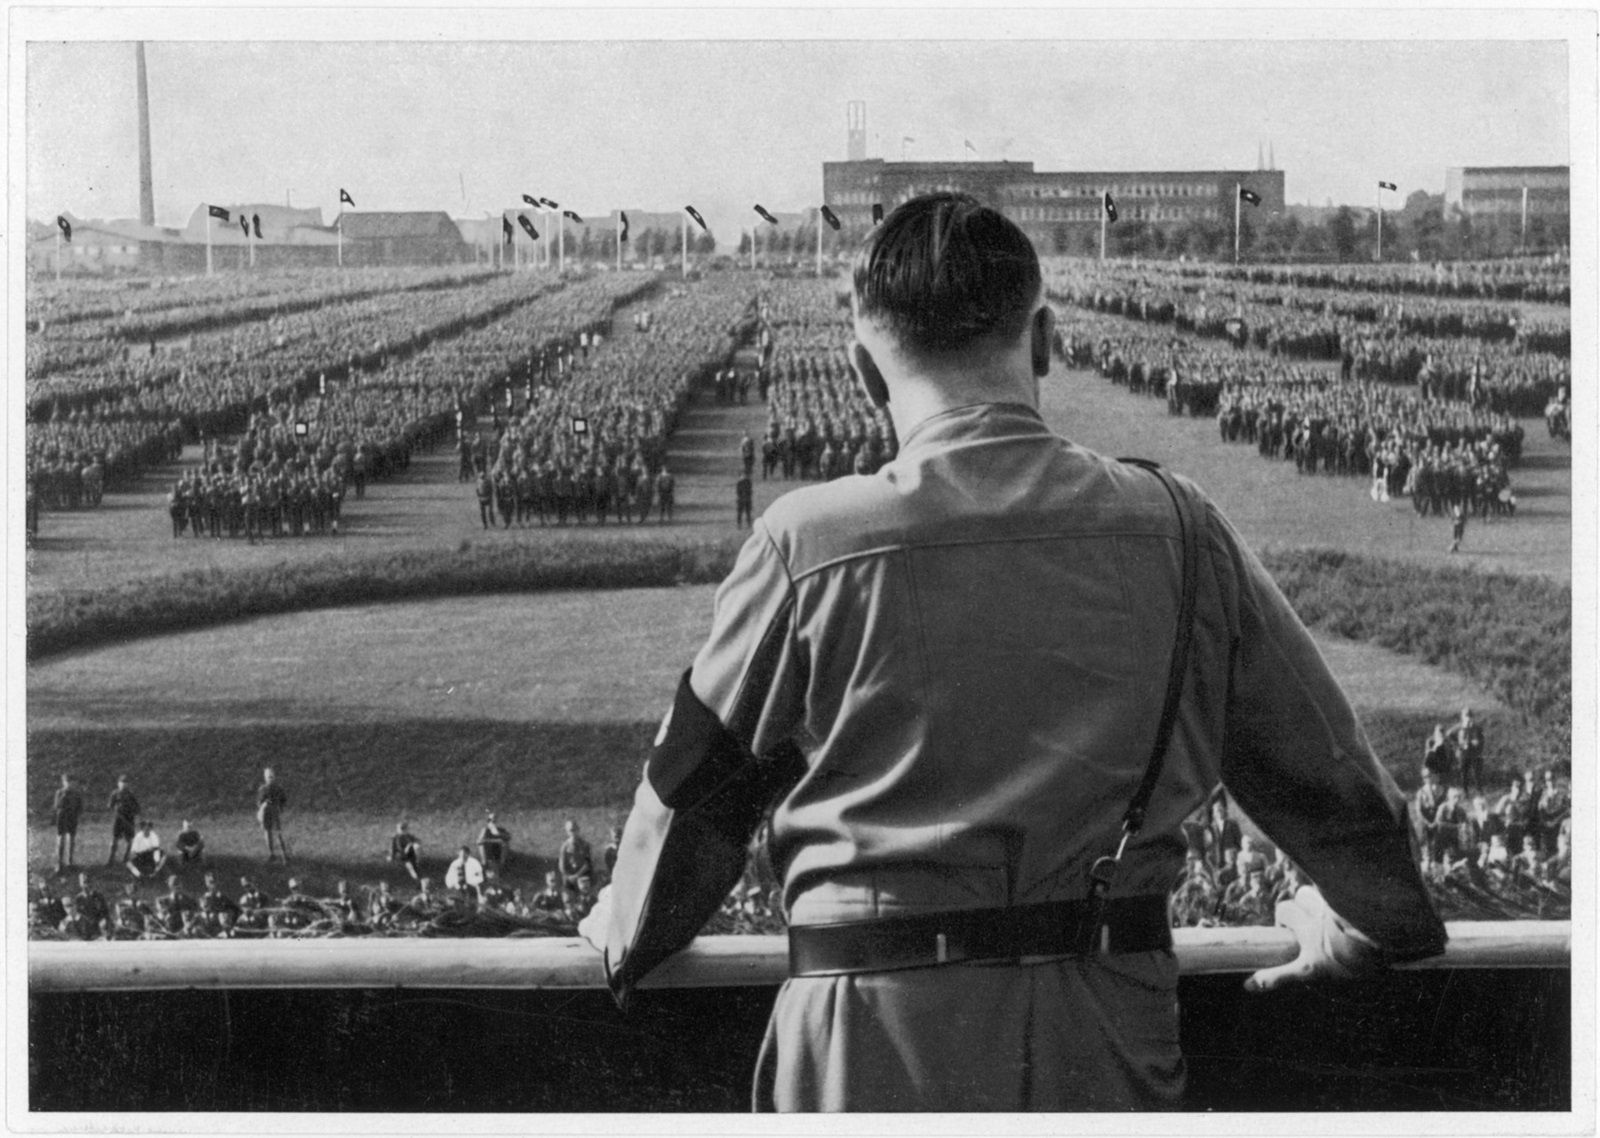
787, 895, 1172, 977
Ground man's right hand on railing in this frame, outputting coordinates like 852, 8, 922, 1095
1245, 885, 1391, 993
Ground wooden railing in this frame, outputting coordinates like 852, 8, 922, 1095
29, 920, 1570, 992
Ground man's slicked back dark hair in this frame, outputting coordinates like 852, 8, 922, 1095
852, 192, 1042, 356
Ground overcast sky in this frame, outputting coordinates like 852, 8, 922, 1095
25, 29, 1572, 241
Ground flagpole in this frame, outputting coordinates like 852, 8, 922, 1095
1376, 183, 1383, 262
1100, 192, 1107, 262
1233, 183, 1241, 266
681, 212, 687, 278
816, 209, 823, 277
337, 212, 343, 269
249, 222, 256, 270
616, 212, 622, 272
207, 212, 214, 277
558, 213, 565, 275
751, 226, 757, 272
55, 229, 61, 282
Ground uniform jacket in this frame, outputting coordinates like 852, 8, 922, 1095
596, 402, 1445, 1108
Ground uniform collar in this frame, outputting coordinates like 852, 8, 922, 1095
897, 402, 1048, 452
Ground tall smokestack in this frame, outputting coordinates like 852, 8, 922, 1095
136, 42, 154, 227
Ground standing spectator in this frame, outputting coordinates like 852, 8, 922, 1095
656, 466, 675, 523
52, 773, 84, 873
391, 821, 422, 880
445, 845, 485, 899
1201, 798, 1242, 874
478, 812, 512, 871
1449, 502, 1467, 553
128, 821, 167, 879
257, 767, 289, 864
734, 473, 754, 529
1452, 708, 1485, 793
1421, 724, 1456, 784
602, 826, 623, 883
175, 820, 206, 866
558, 820, 593, 897
106, 775, 139, 866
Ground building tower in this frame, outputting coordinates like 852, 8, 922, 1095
847, 101, 867, 161
136, 42, 155, 227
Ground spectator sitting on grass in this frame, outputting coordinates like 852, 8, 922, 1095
445, 846, 485, 899
1512, 835, 1546, 881
558, 820, 593, 895
74, 873, 109, 928
200, 872, 240, 930
566, 874, 596, 921
369, 880, 401, 927
128, 820, 168, 879
532, 871, 566, 913
159, 874, 197, 934
175, 820, 205, 865
1544, 829, 1571, 887
478, 812, 512, 871
58, 895, 98, 940
1484, 832, 1511, 870
480, 866, 512, 910
397, 878, 436, 926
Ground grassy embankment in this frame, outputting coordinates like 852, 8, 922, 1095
27, 540, 1568, 897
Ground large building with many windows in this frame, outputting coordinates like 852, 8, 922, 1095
1444, 166, 1568, 221
823, 159, 1285, 252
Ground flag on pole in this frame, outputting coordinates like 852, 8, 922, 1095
541, 198, 559, 209
56, 216, 72, 242
1378, 181, 1397, 191
502, 217, 514, 244
820, 205, 841, 231
964, 139, 977, 154
523, 194, 540, 207
240, 216, 249, 237
253, 214, 263, 239
871, 203, 884, 225
563, 210, 583, 223
207, 205, 230, 222
619, 211, 630, 242
685, 205, 707, 232
1238, 187, 1261, 206
339, 189, 355, 207
1104, 192, 1118, 222
754, 204, 779, 225
519, 215, 539, 240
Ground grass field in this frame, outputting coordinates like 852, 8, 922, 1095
24, 280, 1573, 906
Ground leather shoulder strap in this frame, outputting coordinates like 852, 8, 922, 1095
1115, 458, 1206, 837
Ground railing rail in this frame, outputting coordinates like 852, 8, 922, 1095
29, 920, 1569, 992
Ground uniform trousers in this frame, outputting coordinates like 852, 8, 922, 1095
754, 949, 1184, 1112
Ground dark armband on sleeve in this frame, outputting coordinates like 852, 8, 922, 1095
609, 669, 806, 1005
